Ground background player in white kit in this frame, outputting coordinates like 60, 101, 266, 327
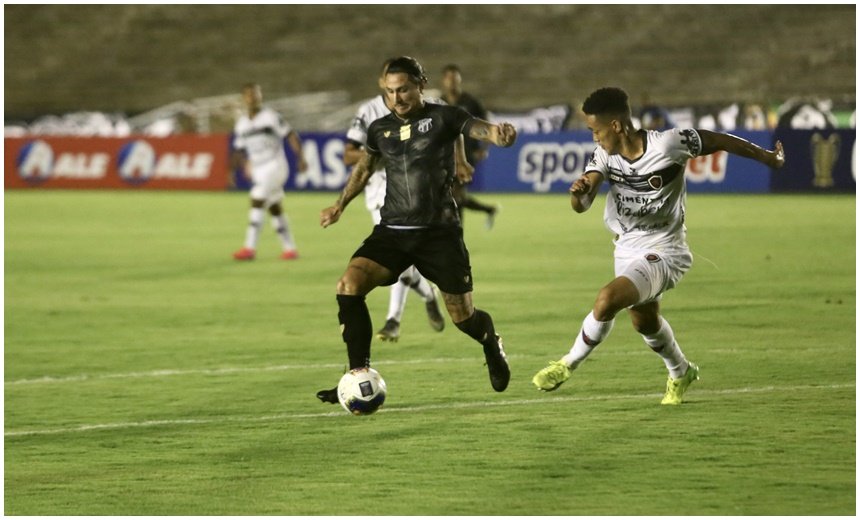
343, 59, 447, 341
232, 82, 307, 261
532, 87, 785, 404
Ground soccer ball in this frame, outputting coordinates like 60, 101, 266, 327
337, 368, 387, 415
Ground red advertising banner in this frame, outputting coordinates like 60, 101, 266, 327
5, 135, 230, 190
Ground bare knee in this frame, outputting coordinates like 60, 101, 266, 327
336, 259, 391, 296
336, 276, 357, 295
443, 292, 474, 323
336, 267, 367, 296
593, 287, 621, 321
593, 277, 642, 321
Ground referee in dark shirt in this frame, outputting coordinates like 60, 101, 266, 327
317, 56, 517, 403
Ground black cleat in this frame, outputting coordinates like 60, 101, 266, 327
316, 386, 339, 404
483, 334, 510, 392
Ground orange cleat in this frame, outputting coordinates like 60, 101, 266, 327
280, 250, 299, 260
233, 247, 256, 261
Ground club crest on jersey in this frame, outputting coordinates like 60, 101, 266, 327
645, 253, 661, 263
417, 118, 433, 133
648, 175, 663, 190
384, 130, 392, 138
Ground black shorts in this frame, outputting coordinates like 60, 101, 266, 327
352, 225, 474, 295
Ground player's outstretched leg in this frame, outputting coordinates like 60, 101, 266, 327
317, 294, 374, 404
454, 308, 509, 392
532, 311, 615, 391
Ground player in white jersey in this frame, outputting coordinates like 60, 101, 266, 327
232, 83, 307, 261
532, 87, 785, 404
343, 59, 447, 341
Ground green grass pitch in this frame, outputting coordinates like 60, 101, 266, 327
4, 190, 855, 515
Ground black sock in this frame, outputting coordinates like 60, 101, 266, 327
454, 309, 496, 347
337, 294, 372, 369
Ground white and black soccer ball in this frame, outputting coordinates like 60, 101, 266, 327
337, 368, 387, 415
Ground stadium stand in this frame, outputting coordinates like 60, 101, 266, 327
5, 5, 854, 129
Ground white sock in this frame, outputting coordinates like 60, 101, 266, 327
271, 214, 296, 251
402, 266, 435, 302
642, 317, 689, 379
562, 311, 615, 369
387, 280, 410, 322
243, 208, 264, 250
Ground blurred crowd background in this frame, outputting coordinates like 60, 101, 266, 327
4, 5, 855, 137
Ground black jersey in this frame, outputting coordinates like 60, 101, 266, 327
365, 102, 475, 227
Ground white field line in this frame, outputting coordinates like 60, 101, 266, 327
4, 357, 482, 386
5, 347, 830, 387
5, 382, 854, 438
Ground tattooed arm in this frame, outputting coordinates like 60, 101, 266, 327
320, 151, 381, 228
467, 119, 518, 148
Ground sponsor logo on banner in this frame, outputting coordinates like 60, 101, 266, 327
17, 139, 110, 182
292, 137, 348, 190
118, 140, 215, 184
5, 136, 228, 190
117, 140, 156, 183
16, 140, 55, 183
517, 141, 593, 192
685, 150, 727, 183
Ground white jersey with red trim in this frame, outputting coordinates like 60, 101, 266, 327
587, 128, 703, 251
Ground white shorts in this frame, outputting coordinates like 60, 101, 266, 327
615, 248, 693, 305
249, 159, 288, 206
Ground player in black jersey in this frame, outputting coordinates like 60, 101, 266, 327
317, 56, 517, 403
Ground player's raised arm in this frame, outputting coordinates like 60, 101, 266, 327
320, 151, 381, 228
698, 130, 785, 169
569, 171, 604, 213
467, 120, 518, 148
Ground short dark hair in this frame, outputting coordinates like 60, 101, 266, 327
241, 82, 260, 92
386, 56, 428, 86
442, 64, 461, 74
582, 87, 631, 117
